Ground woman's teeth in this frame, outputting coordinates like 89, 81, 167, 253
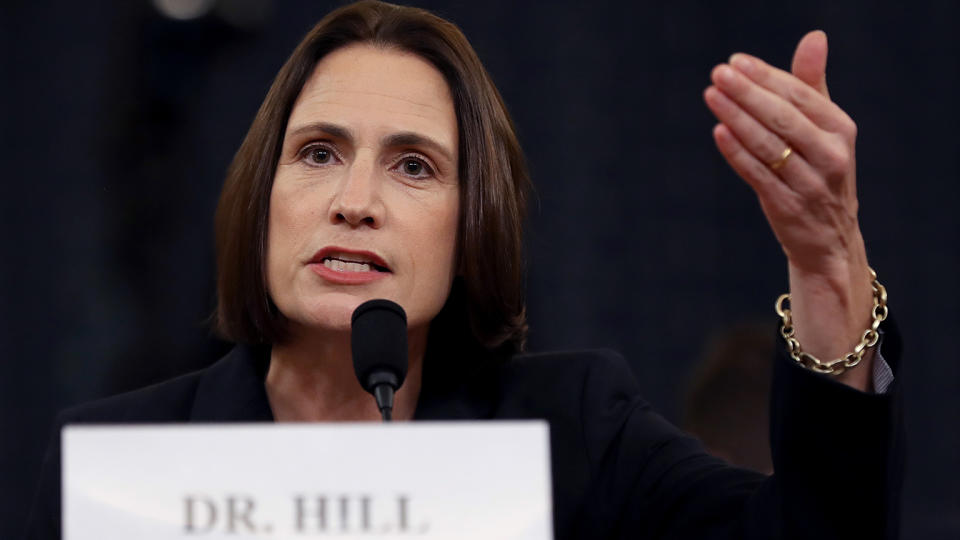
323, 258, 372, 272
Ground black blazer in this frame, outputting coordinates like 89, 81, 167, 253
24, 326, 903, 540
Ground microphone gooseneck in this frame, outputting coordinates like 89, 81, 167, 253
351, 299, 408, 422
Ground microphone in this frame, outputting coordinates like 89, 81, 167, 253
351, 299, 408, 422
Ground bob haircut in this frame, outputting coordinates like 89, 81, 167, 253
214, 0, 529, 352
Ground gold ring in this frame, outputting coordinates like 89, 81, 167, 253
769, 146, 793, 171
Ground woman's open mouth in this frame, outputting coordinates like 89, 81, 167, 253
319, 255, 390, 273
308, 247, 391, 284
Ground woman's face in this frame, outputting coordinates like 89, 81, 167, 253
266, 44, 460, 336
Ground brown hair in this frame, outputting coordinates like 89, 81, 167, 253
214, 0, 529, 352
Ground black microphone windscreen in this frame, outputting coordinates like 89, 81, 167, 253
351, 299, 408, 392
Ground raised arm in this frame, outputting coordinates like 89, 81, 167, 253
703, 30, 878, 391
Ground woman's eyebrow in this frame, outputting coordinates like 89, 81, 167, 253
287, 121, 353, 142
382, 132, 454, 164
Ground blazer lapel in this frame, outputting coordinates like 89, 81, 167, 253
414, 344, 502, 421
189, 344, 275, 422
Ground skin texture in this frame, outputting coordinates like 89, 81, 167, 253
704, 31, 875, 391
265, 44, 460, 421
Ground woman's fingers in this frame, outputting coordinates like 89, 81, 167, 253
726, 52, 855, 137
704, 85, 817, 188
703, 74, 833, 195
710, 123, 800, 217
790, 30, 830, 97
708, 64, 853, 185
710, 64, 818, 152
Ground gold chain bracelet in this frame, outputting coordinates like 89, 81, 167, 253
775, 267, 888, 375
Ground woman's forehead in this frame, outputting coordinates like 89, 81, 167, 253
286, 44, 457, 150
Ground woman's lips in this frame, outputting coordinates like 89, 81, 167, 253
307, 247, 391, 285
308, 262, 389, 284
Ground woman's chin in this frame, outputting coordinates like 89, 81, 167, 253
296, 293, 387, 332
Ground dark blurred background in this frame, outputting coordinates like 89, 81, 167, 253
2, 0, 957, 538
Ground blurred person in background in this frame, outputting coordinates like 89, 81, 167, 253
683, 323, 774, 474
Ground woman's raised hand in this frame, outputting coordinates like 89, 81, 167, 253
704, 31, 877, 390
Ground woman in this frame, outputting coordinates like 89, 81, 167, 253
26, 1, 901, 538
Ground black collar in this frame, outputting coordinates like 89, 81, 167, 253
186, 342, 503, 422
189, 344, 274, 422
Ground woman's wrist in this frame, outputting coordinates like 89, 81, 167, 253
784, 256, 878, 391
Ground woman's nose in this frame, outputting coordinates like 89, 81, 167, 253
329, 156, 384, 227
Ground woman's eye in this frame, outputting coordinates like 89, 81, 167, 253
299, 144, 338, 166
395, 156, 434, 179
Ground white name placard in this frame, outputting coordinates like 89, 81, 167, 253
64, 422, 552, 540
